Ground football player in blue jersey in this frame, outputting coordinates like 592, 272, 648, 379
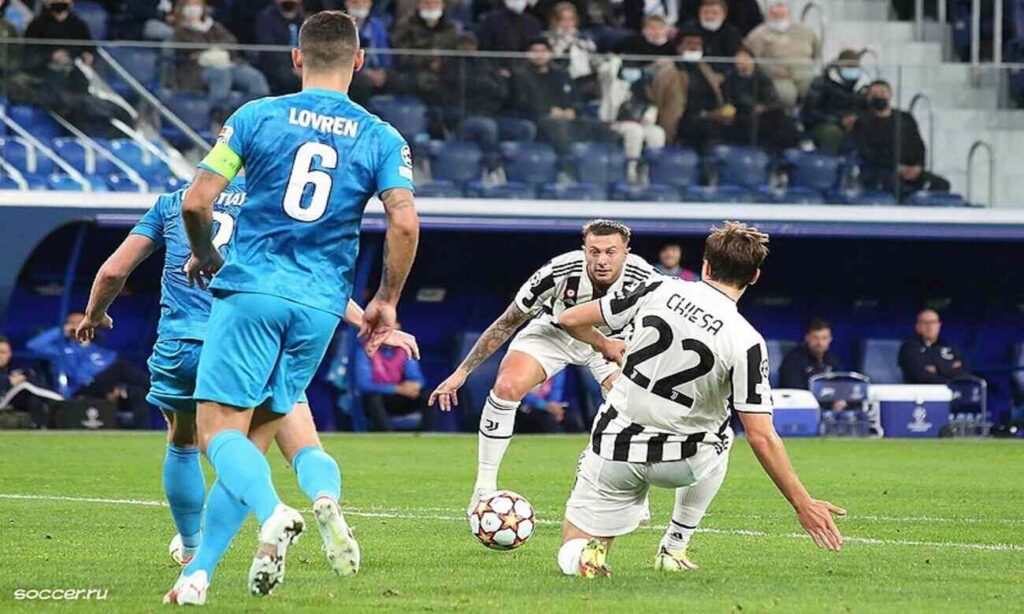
172, 9, 418, 603
75, 179, 419, 596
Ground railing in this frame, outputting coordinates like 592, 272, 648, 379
0, 115, 91, 191
800, 1, 827, 62
908, 92, 934, 170
967, 140, 994, 207
971, 0, 1003, 65
48, 113, 150, 192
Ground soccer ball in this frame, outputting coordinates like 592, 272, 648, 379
468, 490, 536, 551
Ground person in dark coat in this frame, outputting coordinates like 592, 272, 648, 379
801, 49, 867, 154
684, 0, 742, 60
898, 310, 970, 384
475, 0, 543, 62
390, 0, 461, 104
254, 0, 304, 95
440, 32, 515, 151
23, 0, 95, 74
779, 319, 844, 391
721, 46, 800, 151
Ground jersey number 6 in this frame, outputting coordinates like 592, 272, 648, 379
622, 315, 715, 408
283, 142, 338, 222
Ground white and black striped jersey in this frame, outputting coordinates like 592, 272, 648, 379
590, 277, 773, 463
513, 251, 655, 337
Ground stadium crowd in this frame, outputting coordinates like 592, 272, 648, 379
0, 0, 952, 200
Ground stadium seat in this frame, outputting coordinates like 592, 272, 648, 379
2, 138, 55, 175
783, 149, 843, 193
903, 191, 968, 207
47, 174, 85, 191
465, 181, 536, 199
538, 182, 607, 200
75, 1, 108, 39
609, 182, 680, 202
500, 142, 557, 185
645, 147, 699, 190
766, 339, 797, 387
50, 138, 88, 173
428, 141, 482, 184
367, 95, 429, 144
416, 180, 464, 198
106, 173, 142, 192
712, 145, 770, 189
164, 176, 188, 191
497, 117, 537, 142
828, 189, 898, 205
569, 142, 626, 186
760, 186, 825, 204
859, 339, 903, 384
160, 93, 212, 146
684, 184, 756, 203
104, 46, 161, 96
0, 176, 21, 190
6, 105, 62, 139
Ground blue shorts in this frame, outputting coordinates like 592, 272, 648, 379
147, 338, 203, 413
195, 292, 339, 414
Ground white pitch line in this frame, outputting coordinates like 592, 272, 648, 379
2, 493, 1022, 554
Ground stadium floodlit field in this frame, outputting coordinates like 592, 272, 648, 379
1, 432, 1022, 612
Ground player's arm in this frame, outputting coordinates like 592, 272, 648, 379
77, 234, 159, 342
181, 169, 231, 288
344, 299, 420, 359
558, 302, 625, 366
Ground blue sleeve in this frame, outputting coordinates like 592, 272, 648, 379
25, 327, 65, 359
129, 197, 168, 247
353, 350, 396, 395
373, 124, 415, 196
522, 391, 546, 410
198, 100, 258, 177
403, 358, 425, 386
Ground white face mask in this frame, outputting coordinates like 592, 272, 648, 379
645, 34, 668, 46
505, 0, 528, 14
349, 6, 370, 19
700, 18, 724, 31
419, 7, 442, 21
681, 49, 703, 61
182, 4, 204, 21
768, 17, 790, 32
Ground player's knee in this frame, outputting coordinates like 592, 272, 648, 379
492, 375, 530, 402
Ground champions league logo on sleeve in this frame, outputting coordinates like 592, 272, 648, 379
401, 145, 413, 168
217, 125, 234, 144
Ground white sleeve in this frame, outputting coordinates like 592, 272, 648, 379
731, 333, 773, 414
513, 258, 561, 316
599, 277, 664, 332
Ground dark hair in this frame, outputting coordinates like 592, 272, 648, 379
868, 79, 891, 92
299, 10, 360, 72
806, 318, 831, 334
735, 44, 754, 57
0, 335, 9, 346
703, 221, 769, 288
583, 219, 632, 245
525, 36, 552, 51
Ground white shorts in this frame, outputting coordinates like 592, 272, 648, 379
564, 439, 732, 538
507, 320, 619, 385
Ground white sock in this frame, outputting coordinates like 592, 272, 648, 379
661, 460, 728, 552
475, 392, 519, 493
557, 538, 589, 575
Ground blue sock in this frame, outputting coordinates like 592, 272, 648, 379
163, 445, 206, 548
292, 446, 341, 503
206, 430, 281, 524
184, 479, 247, 581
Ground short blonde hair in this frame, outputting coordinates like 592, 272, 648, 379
703, 221, 769, 288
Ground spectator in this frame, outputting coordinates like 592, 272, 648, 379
654, 242, 699, 280
393, 0, 462, 26
517, 372, 577, 433
26, 313, 150, 428
854, 80, 950, 199
743, 0, 819, 108
441, 32, 514, 152
22, 0, 95, 74
390, 0, 460, 105
545, 1, 598, 97
898, 309, 969, 384
687, 0, 742, 60
614, 13, 674, 60
622, 0, 678, 32
779, 319, 844, 390
254, 0, 304, 95
125, 0, 176, 40
0, 335, 62, 429
346, 0, 392, 102
512, 37, 610, 155
354, 332, 429, 432
172, 0, 270, 112
609, 74, 666, 183
475, 0, 543, 59
801, 49, 867, 154
679, 0, 763, 36
721, 46, 800, 152
650, 27, 725, 148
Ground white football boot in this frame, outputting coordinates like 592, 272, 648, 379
247, 504, 305, 596
654, 546, 699, 572
168, 534, 197, 567
163, 570, 209, 606
312, 497, 360, 577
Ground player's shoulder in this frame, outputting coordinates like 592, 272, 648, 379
548, 250, 586, 270
725, 308, 765, 350
624, 253, 655, 272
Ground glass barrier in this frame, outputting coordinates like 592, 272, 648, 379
0, 36, 1014, 207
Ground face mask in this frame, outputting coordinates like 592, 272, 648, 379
700, 18, 723, 31
839, 67, 861, 82
280, 0, 299, 11
681, 49, 703, 61
181, 4, 204, 20
349, 6, 370, 19
869, 96, 889, 111
505, 0, 528, 14
768, 18, 790, 32
48, 2, 70, 13
419, 8, 442, 21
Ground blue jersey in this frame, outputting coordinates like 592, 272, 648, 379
130, 179, 247, 341
201, 88, 415, 316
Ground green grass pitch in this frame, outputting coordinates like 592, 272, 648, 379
1, 432, 1022, 612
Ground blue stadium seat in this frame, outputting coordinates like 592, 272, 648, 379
416, 180, 464, 198
106, 173, 142, 192
160, 93, 212, 146
645, 147, 699, 190
47, 174, 85, 191
569, 142, 626, 186
538, 182, 607, 200
105, 46, 161, 96
713, 145, 770, 188
497, 117, 537, 142
828, 189, 898, 205
0, 176, 21, 190
684, 184, 756, 203
609, 182, 680, 202
766, 339, 797, 387
759, 186, 825, 204
428, 141, 482, 184
1, 138, 55, 175
7, 105, 62, 138
75, 1, 108, 39
783, 149, 842, 192
367, 95, 428, 144
164, 176, 188, 191
465, 181, 536, 199
500, 142, 557, 185
859, 338, 903, 384
22, 173, 48, 190
50, 138, 88, 172
903, 191, 968, 207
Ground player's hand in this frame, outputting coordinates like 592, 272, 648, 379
75, 312, 113, 343
429, 369, 467, 412
360, 298, 397, 357
795, 499, 846, 552
382, 329, 420, 359
184, 249, 224, 290
598, 338, 627, 366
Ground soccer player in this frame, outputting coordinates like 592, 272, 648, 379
170, 10, 418, 602
553, 222, 845, 577
74, 180, 418, 587
429, 220, 655, 513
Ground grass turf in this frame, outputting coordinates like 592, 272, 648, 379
0, 432, 1022, 612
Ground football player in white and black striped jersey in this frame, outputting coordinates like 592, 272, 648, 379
428, 220, 656, 514
554, 221, 845, 578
